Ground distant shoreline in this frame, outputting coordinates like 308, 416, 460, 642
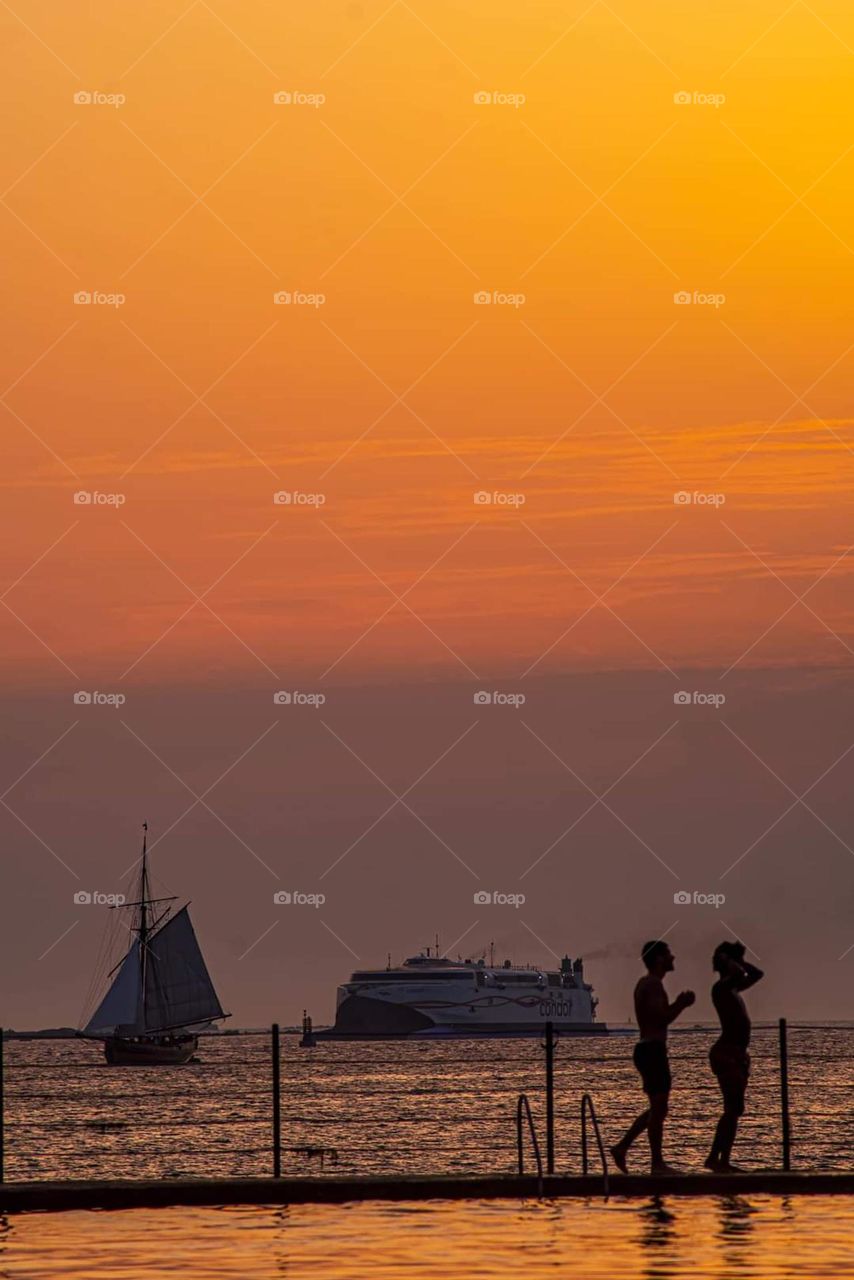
1, 1027, 303, 1040
3, 1021, 852, 1041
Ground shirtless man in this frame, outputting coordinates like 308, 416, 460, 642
705, 940, 764, 1172
610, 940, 695, 1174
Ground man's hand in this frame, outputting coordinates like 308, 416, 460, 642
728, 958, 764, 990
666, 988, 696, 1024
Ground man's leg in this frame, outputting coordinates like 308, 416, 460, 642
610, 1108, 649, 1172
647, 1091, 671, 1171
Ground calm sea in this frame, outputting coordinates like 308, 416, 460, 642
4, 1196, 854, 1279
4, 1029, 853, 1278
3, 1024, 852, 1179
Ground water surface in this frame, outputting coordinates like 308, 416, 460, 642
3, 1196, 854, 1279
4, 1026, 851, 1180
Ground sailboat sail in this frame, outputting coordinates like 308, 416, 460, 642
142, 906, 225, 1032
84, 941, 143, 1036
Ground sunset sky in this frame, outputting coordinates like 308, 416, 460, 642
2, 0, 854, 1029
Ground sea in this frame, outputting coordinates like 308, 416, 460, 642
2, 1024, 853, 1277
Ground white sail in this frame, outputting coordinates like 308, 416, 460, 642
84, 941, 143, 1036
142, 906, 225, 1032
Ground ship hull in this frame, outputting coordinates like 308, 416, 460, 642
307, 992, 608, 1042
104, 1035, 198, 1065
309, 1025, 609, 1041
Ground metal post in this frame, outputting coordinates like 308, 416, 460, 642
544, 1020, 555, 1175
779, 1017, 791, 1171
272, 1023, 281, 1178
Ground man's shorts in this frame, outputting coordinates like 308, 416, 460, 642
633, 1039, 672, 1096
710, 1041, 750, 1099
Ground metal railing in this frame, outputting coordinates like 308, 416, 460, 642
580, 1093, 609, 1197
515, 1093, 544, 1196
0, 1017, 848, 1184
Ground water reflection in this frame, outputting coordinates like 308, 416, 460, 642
0, 1215, 11, 1280
716, 1195, 757, 1272
637, 1196, 679, 1280
2, 1196, 854, 1279
635, 1194, 760, 1280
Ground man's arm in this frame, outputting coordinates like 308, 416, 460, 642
725, 960, 764, 991
666, 989, 696, 1023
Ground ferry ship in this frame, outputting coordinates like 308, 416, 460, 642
302, 947, 606, 1042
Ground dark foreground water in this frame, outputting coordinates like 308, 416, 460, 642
4, 1196, 854, 1279
3, 1024, 852, 1179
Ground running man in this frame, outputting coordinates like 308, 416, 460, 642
705, 940, 764, 1172
610, 940, 695, 1174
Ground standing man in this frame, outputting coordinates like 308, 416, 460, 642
705, 940, 764, 1172
610, 940, 695, 1174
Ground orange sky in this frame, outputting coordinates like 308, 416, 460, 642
3, 2, 854, 1028
2, 0, 854, 690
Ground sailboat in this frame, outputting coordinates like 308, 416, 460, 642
81, 823, 228, 1065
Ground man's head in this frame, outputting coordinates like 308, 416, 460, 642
713, 939, 746, 974
641, 939, 674, 975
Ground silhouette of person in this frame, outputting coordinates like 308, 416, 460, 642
705, 940, 764, 1172
610, 940, 695, 1174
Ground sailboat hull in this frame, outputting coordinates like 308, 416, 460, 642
104, 1035, 198, 1065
